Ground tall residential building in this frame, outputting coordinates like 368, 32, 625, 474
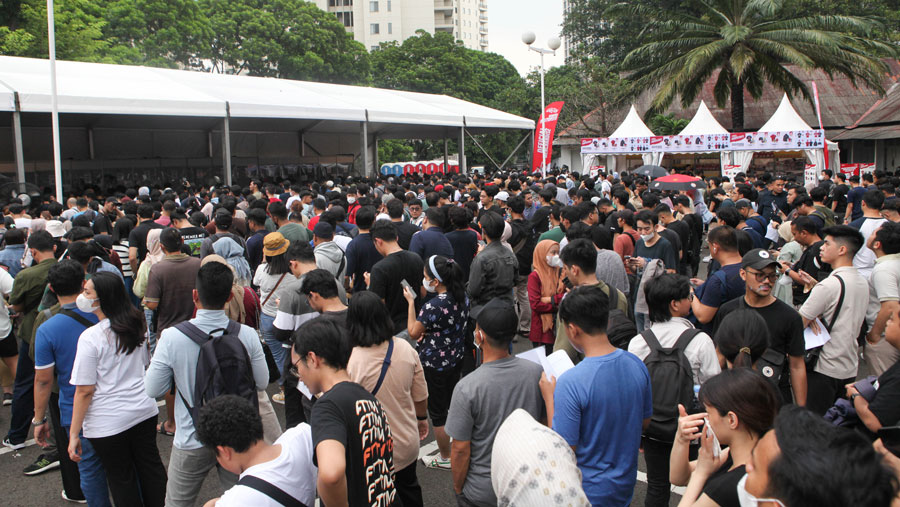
313, 0, 487, 52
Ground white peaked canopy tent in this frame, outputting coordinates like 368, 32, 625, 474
729, 94, 839, 174
582, 105, 657, 174
653, 100, 730, 167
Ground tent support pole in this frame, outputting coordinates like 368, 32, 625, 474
222, 102, 232, 187
444, 138, 449, 170
87, 127, 95, 160
498, 132, 532, 171
360, 119, 369, 177
11, 92, 26, 192
465, 128, 500, 169
459, 125, 466, 174
300, 132, 305, 157
373, 136, 379, 174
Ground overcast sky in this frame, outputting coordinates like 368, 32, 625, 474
488, 0, 565, 76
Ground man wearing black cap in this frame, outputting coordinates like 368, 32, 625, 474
445, 298, 544, 507
713, 249, 808, 405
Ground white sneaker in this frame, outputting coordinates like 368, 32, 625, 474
424, 455, 452, 470
272, 391, 285, 404
61, 490, 87, 504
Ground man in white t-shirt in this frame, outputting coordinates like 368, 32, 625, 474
196, 395, 316, 507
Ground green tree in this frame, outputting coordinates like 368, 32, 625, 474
612, 0, 896, 130
200, 0, 370, 84
100, 0, 213, 68
0, 0, 109, 61
648, 113, 690, 135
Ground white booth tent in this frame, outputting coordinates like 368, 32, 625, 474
0, 56, 533, 192
581, 105, 656, 174
667, 100, 730, 169
727, 94, 840, 174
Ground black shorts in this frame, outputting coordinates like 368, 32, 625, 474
0, 330, 17, 358
424, 363, 462, 427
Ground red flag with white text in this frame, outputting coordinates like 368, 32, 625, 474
532, 101, 565, 173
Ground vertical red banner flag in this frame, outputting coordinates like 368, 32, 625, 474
532, 101, 565, 174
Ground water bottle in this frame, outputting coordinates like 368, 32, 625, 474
690, 384, 703, 414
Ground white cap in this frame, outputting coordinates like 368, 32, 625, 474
45, 220, 66, 238
495, 191, 510, 202
325, 180, 334, 188
138, 186, 150, 196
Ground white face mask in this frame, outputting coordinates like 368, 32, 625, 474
423, 277, 436, 293
640, 233, 654, 242
736, 474, 784, 507
76, 293, 98, 313
347, 197, 356, 204
546, 254, 563, 268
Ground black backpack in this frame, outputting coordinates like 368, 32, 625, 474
641, 328, 701, 442
174, 320, 259, 426
606, 285, 638, 350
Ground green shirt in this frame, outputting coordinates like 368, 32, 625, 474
552, 280, 629, 363
538, 226, 565, 243
10, 257, 57, 345
278, 222, 311, 245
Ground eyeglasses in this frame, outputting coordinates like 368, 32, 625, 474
289, 357, 303, 378
745, 269, 779, 283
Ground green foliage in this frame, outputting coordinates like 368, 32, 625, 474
0, 0, 109, 61
648, 113, 689, 135
611, 0, 897, 130
200, 0, 369, 84
378, 140, 415, 163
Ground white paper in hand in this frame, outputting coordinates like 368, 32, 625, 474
540, 350, 575, 379
765, 223, 780, 243
516, 347, 547, 366
295, 380, 313, 400
804, 319, 832, 350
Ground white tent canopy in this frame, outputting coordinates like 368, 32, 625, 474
730, 94, 839, 175
678, 101, 728, 136
0, 56, 533, 135
604, 104, 656, 171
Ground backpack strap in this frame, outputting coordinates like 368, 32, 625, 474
624, 232, 636, 247
237, 475, 308, 507
174, 321, 214, 347
261, 273, 288, 308
336, 251, 346, 280
825, 275, 846, 334
58, 308, 94, 329
371, 338, 394, 396
641, 329, 664, 353
673, 328, 702, 351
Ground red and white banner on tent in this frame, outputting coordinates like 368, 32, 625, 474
533, 101, 565, 173
722, 165, 741, 182
580, 129, 825, 155
840, 163, 860, 177
805, 164, 818, 187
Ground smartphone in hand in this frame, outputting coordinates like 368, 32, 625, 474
400, 279, 412, 295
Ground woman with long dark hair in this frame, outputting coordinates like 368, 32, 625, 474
404, 254, 469, 470
68, 272, 166, 507
670, 368, 779, 507
347, 291, 428, 507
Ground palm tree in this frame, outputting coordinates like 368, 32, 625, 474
649, 113, 690, 135
610, 0, 896, 131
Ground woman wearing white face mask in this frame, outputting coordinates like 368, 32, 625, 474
67, 272, 167, 507
404, 255, 469, 470
670, 368, 779, 507
527, 240, 565, 355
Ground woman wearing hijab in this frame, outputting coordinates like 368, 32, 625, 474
132, 229, 164, 354
527, 239, 565, 354
212, 237, 252, 287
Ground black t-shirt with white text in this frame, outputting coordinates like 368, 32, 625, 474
311, 381, 396, 507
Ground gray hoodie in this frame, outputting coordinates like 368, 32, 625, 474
314, 240, 346, 280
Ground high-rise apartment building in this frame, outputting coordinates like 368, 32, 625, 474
313, 0, 488, 52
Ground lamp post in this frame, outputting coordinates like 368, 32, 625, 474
47, 0, 63, 202
523, 31, 560, 178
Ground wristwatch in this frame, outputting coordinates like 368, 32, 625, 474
31, 416, 47, 426
850, 393, 862, 403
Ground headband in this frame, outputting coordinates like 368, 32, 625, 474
428, 255, 443, 283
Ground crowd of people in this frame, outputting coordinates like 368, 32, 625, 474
0, 167, 899, 506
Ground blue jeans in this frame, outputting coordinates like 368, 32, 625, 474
64, 425, 112, 507
144, 308, 157, 356
124, 276, 141, 309
260, 313, 285, 384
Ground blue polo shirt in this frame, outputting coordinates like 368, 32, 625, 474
34, 303, 99, 426
408, 227, 454, 261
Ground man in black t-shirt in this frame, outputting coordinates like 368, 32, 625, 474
367, 219, 425, 335
91, 196, 122, 235
714, 249, 807, 405
127, 203, 164, 273
782, 216, 831, 305
656, 204, 691, 275
292, 317, 397, 507
172, 208, 209, 257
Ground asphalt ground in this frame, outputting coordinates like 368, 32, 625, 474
0, 335, 683, 506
